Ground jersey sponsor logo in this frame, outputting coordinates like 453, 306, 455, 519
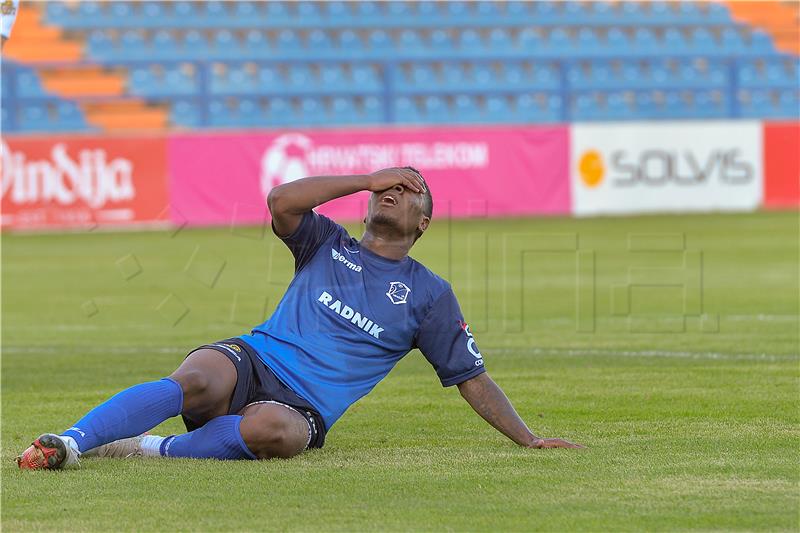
331, 248, 362, 273
318, 291, 384, 339
386, 281, 411, 305
212, 343, 242, 362
459, 320, 484, 365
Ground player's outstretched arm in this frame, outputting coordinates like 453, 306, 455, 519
457, 372, 584, 449
268, 168, 426, 237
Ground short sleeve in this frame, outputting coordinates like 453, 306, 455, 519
414, 288, 486, 387
274, 211, 342, 272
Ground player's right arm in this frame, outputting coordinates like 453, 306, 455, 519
267, 168, 426, 237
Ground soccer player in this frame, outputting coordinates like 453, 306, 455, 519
1, 0, 19, 47
17, 167, 582, 470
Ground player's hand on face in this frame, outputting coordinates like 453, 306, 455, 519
530, 438, 585, 449
367, 168, 426, 194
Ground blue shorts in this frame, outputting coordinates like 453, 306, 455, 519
183, 338, 325, 449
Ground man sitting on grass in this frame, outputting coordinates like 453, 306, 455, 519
18, 167, 582, 470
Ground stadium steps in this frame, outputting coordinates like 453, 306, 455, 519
724, 0, 800, 55
1, 3, 82, 62
39, 66, 126, 97
82, 100, 169, 130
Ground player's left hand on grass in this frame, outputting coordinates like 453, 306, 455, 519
530, 438, 585, 449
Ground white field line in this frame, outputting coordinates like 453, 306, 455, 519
2, 345, 797, 362
4, 314, 797, 333
491, 347, 799, 362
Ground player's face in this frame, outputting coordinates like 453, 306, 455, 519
366, 184, 429, 239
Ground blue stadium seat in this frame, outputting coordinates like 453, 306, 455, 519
212, 30, 239, 59
362, 95, 383, 122
748, 31, 776, 54
110, 1, 133, 21
423, 95, 448, 123
152, 30, 178, 53
172, 100, 201, 127
410, 64, 435, 87
430, 30, 454, 52
533, 63, 558, 89
633, 29, 659, 55
129, 67, 158, 95
777, 90, 799, 117
257, 66, 281, 91
576, 28, 600, 54
320, 64, 347, 90
330, 96, 355, 124
485, 95, 511, 121
298, 97, 324, 125
208, 99, 230, 127
442, 63, 467, 87
119, 30, 147, 59
452, 94, 480, 123
338, 30, 364, 58
237, 98, 263, 127
325, 2, 351, 21
506, 2, 530, 19
244, 30, 267, 53
351, 64, 381, 91
56, 101, 88, 128
276, 30, 301, 53
205, 1, 228, 20
547, 28, 572, 54
21, 104, 50, 131
417, 1, 439, 19
605, 28, 629, 54
266, 2, 290, 22
288, 64, 314, 91
447, 1, 471, 22
78, 1, 103, 20
268, 97, 293, 125
183, 30, 209, 58
690, 28, 717, 54
663, 28, 688, 54
471, 64, 494, 88
476, 1, 500, 20
141, 2, 164, 21
458, 29, 484, 56
357, 2, 381, 21
532, 1, 558, 21
387, 2, 412, 19
234, 2, 259, 20
398, 30, 425, 55
226, 66, 257, 94
308, 29, 333, 52
488, 29, 513, 53
519, 28, 543, 53
15, 69, 48, 97
721, 28, 746, 54
297, 2, 321, 19
368, 30, 393, 53
503, 62, 527, 87
172, 2, 197, 22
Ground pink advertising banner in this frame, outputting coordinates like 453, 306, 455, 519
168, 125, 570, 227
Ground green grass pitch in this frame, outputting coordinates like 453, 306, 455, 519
2, 211, 798, 531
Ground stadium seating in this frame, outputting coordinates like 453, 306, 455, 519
2, 1, 798, 132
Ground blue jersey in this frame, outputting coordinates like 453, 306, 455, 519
240, 211, 485, 430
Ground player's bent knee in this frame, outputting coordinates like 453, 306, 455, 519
239, 404, 308, 460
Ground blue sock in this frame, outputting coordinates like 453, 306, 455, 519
62, 378, 183, 452
160, 415, 256, 460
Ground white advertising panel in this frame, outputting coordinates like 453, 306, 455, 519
570, 121, 763, 216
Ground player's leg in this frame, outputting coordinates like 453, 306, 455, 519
137, 402, 309, 460
17, 347, 237, 469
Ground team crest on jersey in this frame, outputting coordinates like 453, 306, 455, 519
386, 281, 411, 305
